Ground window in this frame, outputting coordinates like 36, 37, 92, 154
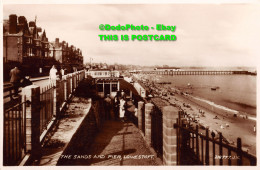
97, 84, 103, 92
27, 48, 30, 56
112, 84, 118, 92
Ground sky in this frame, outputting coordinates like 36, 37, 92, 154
3, 3, 260, 67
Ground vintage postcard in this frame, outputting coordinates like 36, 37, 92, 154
1, 0, 259, 169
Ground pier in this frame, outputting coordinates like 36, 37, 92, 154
140, 70, 255, 75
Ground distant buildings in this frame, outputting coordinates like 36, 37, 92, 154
86, 69, 120, 78
49, 38, 83, 70
86, 69, 121, 98
3, 14, 83, 79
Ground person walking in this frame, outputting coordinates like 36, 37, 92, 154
60, 67, 65, 78
104, 94, 112, 120
119, 97, 126, 122
49, 65, 58, 85
113, 91, 120, 120
9, 66, 22, 99
121, 90, 125, 99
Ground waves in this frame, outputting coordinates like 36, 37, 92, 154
188, 94, 256, 121
192, 95, 239, 113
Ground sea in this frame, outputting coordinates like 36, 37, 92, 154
156, 75, 256, 118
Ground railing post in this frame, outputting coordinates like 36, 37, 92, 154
219, 133, 223, 165
70, 75, 73, 94
22, 85, 41, 159
54, 79, 60, 118
74, 73, 77, 89
145, 103, 153, 146
162, 106, 179, 165
76, 72, 79, 87
205, 128, 209, 165
68, 75, 72, 98
196, 125, 200, 164
138, 101, 144, 132
64, 76, 67, 101
237, 138, 242, 165
73, 73, 76, 91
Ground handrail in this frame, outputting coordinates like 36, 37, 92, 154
179, 125, 256, 160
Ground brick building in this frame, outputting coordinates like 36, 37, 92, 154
49, 39, 84, 71
3, 14, 84, 80
3, 14, 58, 79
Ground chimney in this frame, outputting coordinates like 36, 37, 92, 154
18, 16, 27, 25
29, 21, 35, 27
9, 14, 17, 34
37, 27, 42, 32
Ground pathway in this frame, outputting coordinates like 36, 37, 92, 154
57, 100, 160, 166
57, 120, 159, 166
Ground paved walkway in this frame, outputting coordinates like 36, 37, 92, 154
31, 94, 160, 166
57, 99, 160, 166
57, 119, 159, 166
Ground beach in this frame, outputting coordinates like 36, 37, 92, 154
133, 74, 256, 156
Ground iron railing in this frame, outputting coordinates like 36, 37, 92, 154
3, 99, 27, 165
39, 84, 55, 134
3, 71, 85, 165
175, 111, 256, 166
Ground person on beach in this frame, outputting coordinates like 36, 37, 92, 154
119, 97, 126, 122
49, 65, 58, 85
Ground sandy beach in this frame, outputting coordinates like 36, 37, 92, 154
134, 74, 256, 156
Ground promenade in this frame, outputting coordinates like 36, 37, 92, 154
58, 120, 158, 166
32, 96, 160, 166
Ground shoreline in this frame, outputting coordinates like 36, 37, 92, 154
178, 89, 256, 122
133, 74, 256, 156
167, 92, 256, 155
158, 74, 256, 117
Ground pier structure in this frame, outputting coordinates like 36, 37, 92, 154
140, 70, 254, 75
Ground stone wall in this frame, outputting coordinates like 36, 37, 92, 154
56, 99, 104, 165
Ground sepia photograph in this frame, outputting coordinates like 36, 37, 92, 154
1, 0, 259, 167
